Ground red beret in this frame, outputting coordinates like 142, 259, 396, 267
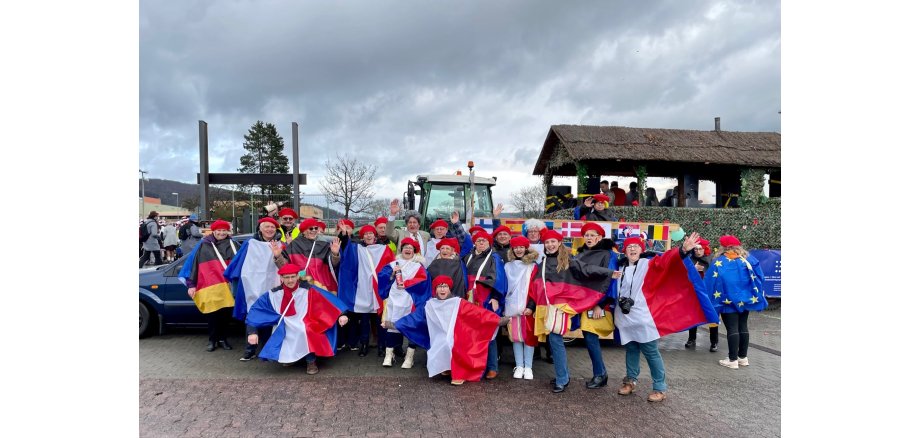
317, 221, 326, 231
298, 218, 315, 232
492, 225, 512, 237
277, 263, 301, 276
580, 222, 605, 238
510, 236, 530, 248
593, 193, 610, 203
400, 237, 420, 252
430, 219, 449, 230
278, 208, 298, 219
375, 216, 388, 226
339, 218, 355, 229
541, 229, 564, 242
210, 219, 231, 231
436, 237, 460, 253
623, 236, 645, 250
469, 225, 486, 235
719, 235, 742, 247
258, 217, 279, 228
699, 238, 710, 247
359, 225, 376, 237
433, 275, 454, 289
472, 231, 493, 245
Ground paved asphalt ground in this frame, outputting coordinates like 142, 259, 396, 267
140, 307, 781, 437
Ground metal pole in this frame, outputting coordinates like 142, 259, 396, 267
140, 169, 148, 218
198, 120, 210, 220
250, 193, 255, 234
231, 190, 236, 232
292, 122, 300, 215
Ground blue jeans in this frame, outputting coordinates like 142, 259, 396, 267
624, 340, 667, 391
547, 333, 569, 386
583, 331, 607, 377
512, 342, 534, 368
305, 352, 316, 364
486, 338, 498, 372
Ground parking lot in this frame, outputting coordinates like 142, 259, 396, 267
140, 307, 780, 437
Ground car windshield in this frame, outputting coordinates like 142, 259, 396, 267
424, 183, 493, 224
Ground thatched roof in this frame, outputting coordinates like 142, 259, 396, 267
533, 124, 780, 176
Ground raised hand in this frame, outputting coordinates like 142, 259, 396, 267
270, 241, 283, 257
450, 210, 460, 224
492, 203, 504, 218
389, 199, 400, 216
682, 232, 701, 252
330, 237, 341, 255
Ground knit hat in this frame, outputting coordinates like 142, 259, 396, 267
509, 236, 530, 248
580, 222, 605, 238
278, 208, 298, 219
210, 220, 231, 231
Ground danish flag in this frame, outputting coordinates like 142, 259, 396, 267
558, 221, 584, 237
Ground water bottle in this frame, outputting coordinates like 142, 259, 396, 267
395, 261, 404, 289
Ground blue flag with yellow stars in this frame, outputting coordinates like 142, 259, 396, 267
704, 251, 767, 313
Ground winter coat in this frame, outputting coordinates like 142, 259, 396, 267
142, 219, 161, 251
162, 224, 179, 246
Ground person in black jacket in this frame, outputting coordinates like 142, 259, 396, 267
685, 238, 719, 351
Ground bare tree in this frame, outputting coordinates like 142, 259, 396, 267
319, 153, 378, 218
510, 184, 546, 218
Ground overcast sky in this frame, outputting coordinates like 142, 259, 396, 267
140, 0, 780, 211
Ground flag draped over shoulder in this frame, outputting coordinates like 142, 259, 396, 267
378, 259, 430, 327
528, 255, 605, 341
178, 238, 236, 314
427, 258, 468, 298
571, 248, 619, 338
224, 239, 280, 321
284, 238, 338, 293
338, 241, 395, 314
704, 252, 767, 313
396, 297, 501, 382
614, 249, 720, 344
503, 260, 538, 347
245, 285, 347, 363
464, 250, 508, 315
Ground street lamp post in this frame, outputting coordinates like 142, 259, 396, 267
139, 169, 148, 218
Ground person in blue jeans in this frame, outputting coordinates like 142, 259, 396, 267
613, 233, 711, 402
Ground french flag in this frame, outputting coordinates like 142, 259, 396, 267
338, 242, 395, 315
614, 249, 720, 344
224, 239, 281, 321
396, 297, 501, 382
245, 285, 347, 363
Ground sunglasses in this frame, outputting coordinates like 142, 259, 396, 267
307, 227, 319, 231
281, 217, 295, 220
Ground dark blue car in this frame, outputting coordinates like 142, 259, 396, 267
139, 234, 252, 337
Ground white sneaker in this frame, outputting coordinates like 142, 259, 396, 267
523, 368, 534, 380
738, 357, 749, 367
513, 366, 524, 379
719, 358, 739, 369
401, 348, 415, 369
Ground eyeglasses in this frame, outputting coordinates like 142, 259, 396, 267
307, 227, 319, 231
281, 217, 295, 220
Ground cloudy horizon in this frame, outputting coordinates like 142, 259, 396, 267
140, 0, 780, 211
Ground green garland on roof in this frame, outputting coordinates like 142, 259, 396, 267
636, 165, 647, 205
576, 162, 588, 195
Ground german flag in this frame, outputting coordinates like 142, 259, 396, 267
284, 237, 339, 293
529, 255, 605, 341
180, 238, 237, 314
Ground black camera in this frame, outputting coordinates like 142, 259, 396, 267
618, 296, 635, 314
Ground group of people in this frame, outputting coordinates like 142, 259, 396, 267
175, 197, 767, 400
139, 211, 205, 268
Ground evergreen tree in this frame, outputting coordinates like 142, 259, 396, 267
238, 121, 291, 201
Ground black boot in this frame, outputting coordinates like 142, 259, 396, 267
220, 339, 232, 350
586, 374, 608, 389
377, 345, 385, 357
685, 339, 696, 348
205, 342, 217, 352
358, 343, 369, 357
710, 344, 719, 352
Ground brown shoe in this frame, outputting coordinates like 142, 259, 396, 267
647, 391, 667, 402
484, 370, 498, 380
450, 379, 465, 386
618, 379, 637, 395
306, 361, 319, 375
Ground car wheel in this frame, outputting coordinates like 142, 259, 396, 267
140, 302, 154, 338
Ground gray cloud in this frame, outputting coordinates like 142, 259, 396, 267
140, 0, 780, 207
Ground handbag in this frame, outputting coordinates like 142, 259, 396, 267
541, 261, 569, 335
508, 316, 525, 343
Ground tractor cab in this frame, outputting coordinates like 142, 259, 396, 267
403, 173, 497, 230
